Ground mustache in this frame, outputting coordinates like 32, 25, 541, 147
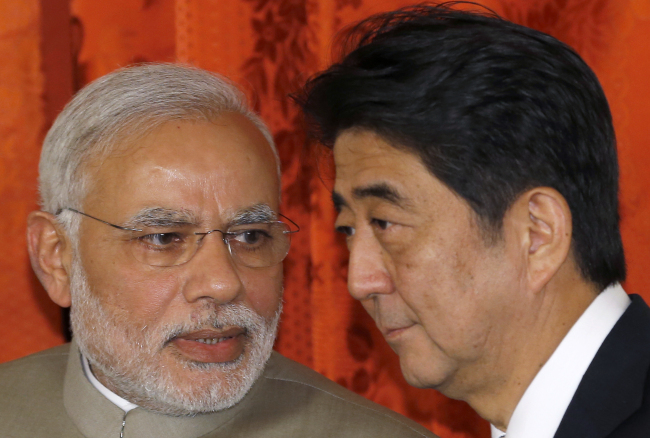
159, 303, 267, 345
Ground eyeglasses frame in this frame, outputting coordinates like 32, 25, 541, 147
55, 207, 300, 267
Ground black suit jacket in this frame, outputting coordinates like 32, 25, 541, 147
555, 294, 650, 437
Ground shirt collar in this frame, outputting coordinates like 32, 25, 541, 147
491, 283, 630, 438
81, 353, 138, 412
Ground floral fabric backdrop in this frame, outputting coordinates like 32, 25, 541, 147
1, 1, 649, 436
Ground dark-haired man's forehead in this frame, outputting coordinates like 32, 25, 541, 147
332, 128, 426, 213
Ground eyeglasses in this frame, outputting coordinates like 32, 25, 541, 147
57, 208, 299, 268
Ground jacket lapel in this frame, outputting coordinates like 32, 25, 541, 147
554, 295, 650, 438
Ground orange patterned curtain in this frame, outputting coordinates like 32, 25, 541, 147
1, 1, 649, 437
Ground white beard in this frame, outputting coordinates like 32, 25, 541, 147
68, 257, 281, 416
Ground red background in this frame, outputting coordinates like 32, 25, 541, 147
1, 1, 649, 436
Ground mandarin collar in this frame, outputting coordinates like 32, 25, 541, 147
63, 339, 265, 438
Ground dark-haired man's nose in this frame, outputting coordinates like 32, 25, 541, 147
347, 232, 395, 302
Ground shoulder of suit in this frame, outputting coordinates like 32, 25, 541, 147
258, 351, 438, 438
0, 343, 70, 395
0, 343, 74, 435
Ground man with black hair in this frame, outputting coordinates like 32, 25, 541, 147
297, 3, 650, 437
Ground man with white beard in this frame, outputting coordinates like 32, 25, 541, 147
0, 64, 436, 438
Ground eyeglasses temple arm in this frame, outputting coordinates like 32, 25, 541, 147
56, 208, 143, 232
278, 213, 300, 234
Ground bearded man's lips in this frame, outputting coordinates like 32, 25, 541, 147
170, 327, 247, 363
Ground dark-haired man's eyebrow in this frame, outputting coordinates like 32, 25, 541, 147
228, 203, 277, 227
124, 208, 200, 229
332, 191, 348, 213
352, 182, 409, 208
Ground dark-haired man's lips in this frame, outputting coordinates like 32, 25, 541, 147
171, 328, 246, 363
382, 324, 415, 341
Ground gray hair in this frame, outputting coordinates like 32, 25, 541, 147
39, 63, 279, 238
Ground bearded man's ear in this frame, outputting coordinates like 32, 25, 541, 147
26, 211, 73, 308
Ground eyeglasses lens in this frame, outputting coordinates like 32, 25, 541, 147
128, 222, 292, 268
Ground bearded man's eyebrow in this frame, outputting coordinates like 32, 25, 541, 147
228, 203, 277, 226
123, 208, 200, 228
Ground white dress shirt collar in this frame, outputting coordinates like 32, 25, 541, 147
491, 283, 631, 438
81, 354, 139, 413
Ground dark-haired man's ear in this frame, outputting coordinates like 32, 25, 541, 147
26, 211, 73, 308
506, 187, 573, 294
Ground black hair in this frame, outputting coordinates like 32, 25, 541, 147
295, 2, 625, 290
